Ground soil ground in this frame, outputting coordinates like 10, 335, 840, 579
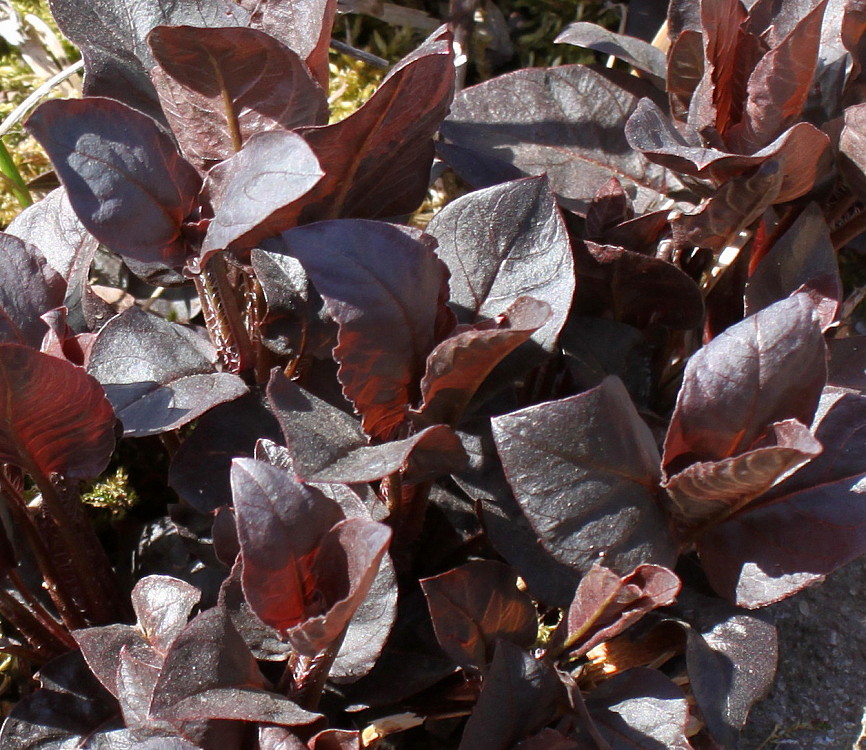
739, 556, 866, 749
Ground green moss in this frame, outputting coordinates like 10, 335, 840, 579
80, 467, 139, 520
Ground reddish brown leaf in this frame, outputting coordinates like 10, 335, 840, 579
415, 297, 552, 427
420, 560, 537, 671
148, 25, 328, 170
0, 344, 115, 480
565, 563, 681, 658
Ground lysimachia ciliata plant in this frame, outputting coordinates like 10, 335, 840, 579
0, 0, 865, 747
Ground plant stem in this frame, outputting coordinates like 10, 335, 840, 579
282, 629, 348, 711
0, 139, 32, 209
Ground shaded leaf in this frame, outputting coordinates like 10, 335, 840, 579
458, 641, 564, 750
268, 370, 467, 484
168, 392, 282, 512
73, 624, 153, 699
202, 131, 323, 257
663, 295, 826, 472
415, 297, 552, 427
579, 241, 705, 329
556, 22, 667, 85
26, 98, 202, 269
159, 687, 320, 726
585, 177, 632, 240
745, 203, 841, 327
425, 176, 572, 351
263, 220, 448, 439
420, 560, 537, 671
698, 390, 866, 606
0, 650, 120, 749
148, 25, 327, 171
565, 564, 681, 658
581, 668, 692, 749
0, 234, 65, 347
48, 0, 249, 120
87, 307, 248, 436
0, 343, 115, 479
442, 65, 678, 215
455, 417, 581, 608
675, 591, 777, 748
493, 376, 676, 577
291, 27, 454, 222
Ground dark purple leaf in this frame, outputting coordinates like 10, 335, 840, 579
493, 376, 676, 577
47, 0, 249, 121
26, 98, 202, 269
425, 176, 572, 351
455, 417, 581, 608
168, 392, 282, 512
458, 641, 564, 750
664, 419, 822, 525
415, 297, 551, 427
231, 458, 343, 631
291, 27, 454, 222
745, 203, 841, 326
308, 730, 361, 750
579, 241, 705, 329
0, 234, 65, 347
149, 606, 264, 712
838, 102, 866, 195
565, 564, 681, 658
241, 0, 336, 88
263, 220, 448, 439
555, 22, 667, 85
114, 647, 163, 730
698, 390, 866, 606
251, 247, 335, 360
663, 294, 826, 471
73, 624, 154, 699
675, 591, 777, 747
580, 668, 692, 750
87, 307, 248, 436
0, 650, 120, 749
201, 130, 323, 257
420, 560, 537, 671
159, 687, 320, 726
285, 518, 392, 657
441, 65, 678, 215
330, 546, 397, 683
0, 343, 115, 479
267, 370, 467, 484
828, 336, 866, 391
513, 729, 582, 750
667, 29, 704, 119
148, 25, 327, 171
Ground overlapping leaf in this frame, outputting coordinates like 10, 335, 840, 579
441, 65, 679, 215
663, 295, 826, 472
493, 376, 676, 576
564, 563, 680, 658
149, 25, 328, 171
0, 344, 115, 480
262, 220, 448, 439
48, 0, 249, 120
27, 98, 202, 269
267, 370, 466, 483
288, 27, 454, 223
87, 307, 247, 436
420, 560, 537, 671
202, 131, 324, 257
697, 390, 866, 606
232, 459, 391, 655
425, 176, 572, 351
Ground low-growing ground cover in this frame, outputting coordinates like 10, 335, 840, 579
0, 0, 865, 747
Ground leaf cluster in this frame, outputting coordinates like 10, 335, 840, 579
0, 0, 865, 747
